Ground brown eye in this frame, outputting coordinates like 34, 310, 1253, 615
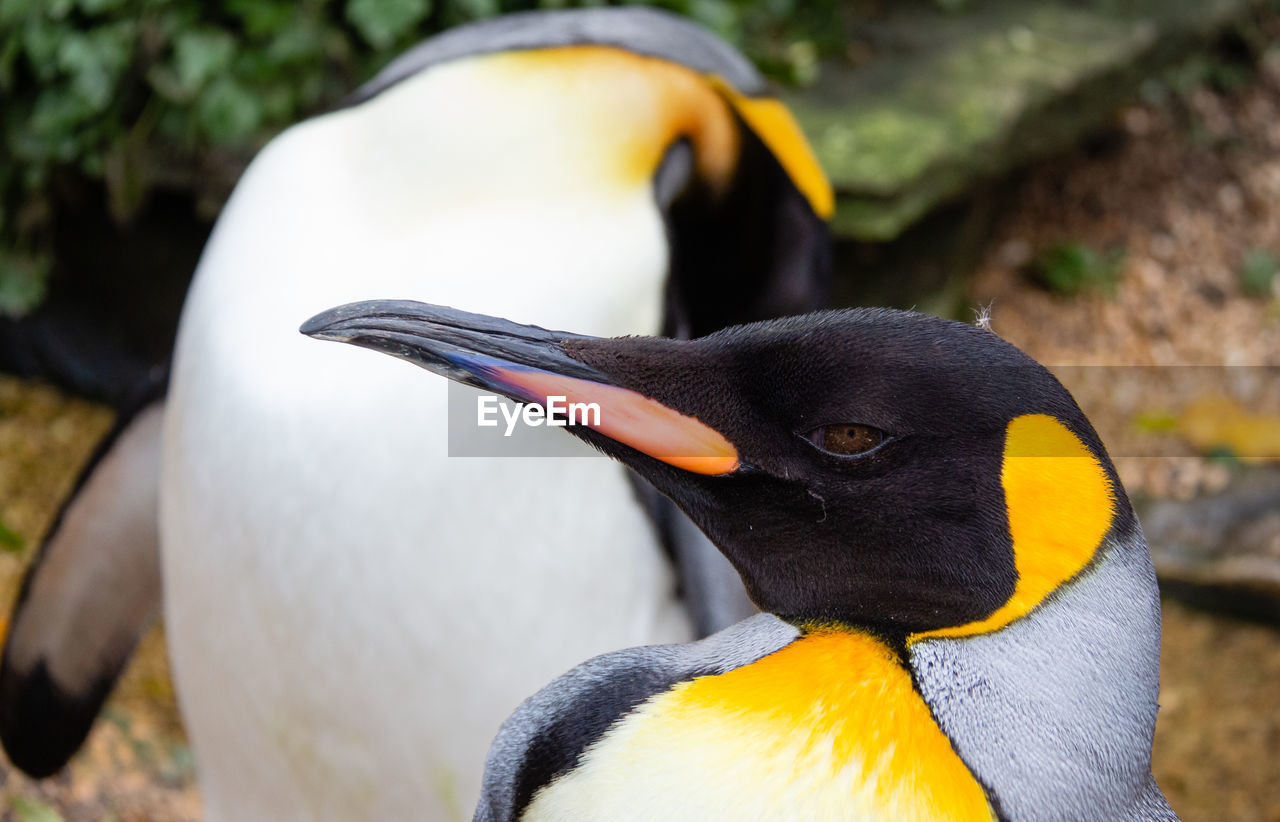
807, 424, 886, 456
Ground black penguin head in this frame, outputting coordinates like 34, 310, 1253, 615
302, 302, 1127, 640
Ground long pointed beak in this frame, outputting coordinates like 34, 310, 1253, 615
301, 301, 739, 476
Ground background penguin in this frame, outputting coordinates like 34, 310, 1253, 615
0, 7, 832, 820
303, 299, 1179, 822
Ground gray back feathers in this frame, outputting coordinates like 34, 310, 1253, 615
347, 7, 765, 108
475, 613, 798, 822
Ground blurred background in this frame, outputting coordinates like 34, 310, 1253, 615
2, 0, 1280, 819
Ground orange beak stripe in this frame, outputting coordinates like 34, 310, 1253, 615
490, 366, 739, 476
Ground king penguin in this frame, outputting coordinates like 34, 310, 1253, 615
302, 299, 1179, 822
0, 8, 832, 820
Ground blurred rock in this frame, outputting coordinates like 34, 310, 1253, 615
1141, 467, 1280, 623
789, 0, 1265, 241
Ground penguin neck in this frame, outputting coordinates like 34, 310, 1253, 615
724, 627, 995, 820
908, 526, 1165, 820
323, 46, 738, 215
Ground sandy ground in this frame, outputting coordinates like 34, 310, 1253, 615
3, 51, 1280, 822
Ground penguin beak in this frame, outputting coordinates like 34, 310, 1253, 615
301, 300, 740, 476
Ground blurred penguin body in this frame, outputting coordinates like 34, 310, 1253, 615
167, 52, 681, 819
154, 10, 828, 821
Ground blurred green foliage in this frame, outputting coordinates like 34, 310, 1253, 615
0, 0, 848, 316
1239, 246, 1280, 297
1029, 242, 1125, 297
0, 517, 23, 552
8, 796, 64, 822
1132, 410, 1180, 434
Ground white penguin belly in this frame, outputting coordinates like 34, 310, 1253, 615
163, 393, 684, 821
160, 74, 693, 821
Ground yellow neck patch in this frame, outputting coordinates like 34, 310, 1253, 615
481, 46, 832, 218
711, 77, 835, 218
523, 630, 995, 822
911, 414, 1115, 643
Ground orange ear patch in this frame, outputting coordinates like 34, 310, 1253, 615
481, 47, 833, 218
911, 414, 1115, 642
484, 47, 740, 193
711, 77, 835, 219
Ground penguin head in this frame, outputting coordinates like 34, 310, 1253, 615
302, 302, 1127, 640
338, 7, 833, 337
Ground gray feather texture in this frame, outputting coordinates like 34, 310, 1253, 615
911, 528, 1178, 821
475, 613, 798, 822
347, 7, 766, 108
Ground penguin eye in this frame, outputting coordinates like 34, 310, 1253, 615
806, 424, 887, 456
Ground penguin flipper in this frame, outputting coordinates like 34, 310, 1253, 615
474, 613, 798, 822
0, 398, 165, 777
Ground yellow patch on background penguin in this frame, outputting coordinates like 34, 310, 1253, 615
711, 78, 835, 218
485, 47, 740, 193
912, 414, 1115, 642
481, 47, 834, 218
523, 630, 995, 822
